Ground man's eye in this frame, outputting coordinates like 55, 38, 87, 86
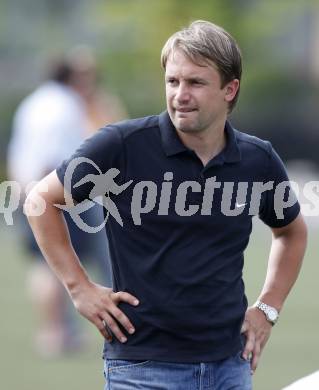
167, 79, 177, 85
191, 80, 203, 85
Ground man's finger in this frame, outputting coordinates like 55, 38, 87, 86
242, 330, 255, 361
95, 318, 113, 342
260, 331, 271, 350
101, 312, 128, 344
251, 342, 261, 373
111, 291, 139, 306
109, 305, 136, 335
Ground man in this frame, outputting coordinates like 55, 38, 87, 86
26, 21, 307, 389
8, 52, 111, 356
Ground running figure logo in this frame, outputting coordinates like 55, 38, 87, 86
56, 157, 133, 232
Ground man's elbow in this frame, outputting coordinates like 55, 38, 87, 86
292, 213, 308, 245
24, 181, 49, 222
272, 213, 308, 250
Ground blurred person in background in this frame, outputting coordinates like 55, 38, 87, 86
26, 20, 307, 389
7, 47, 127, 357
67, 45, 128, 137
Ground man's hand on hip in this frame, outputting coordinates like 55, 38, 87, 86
69, 281, 139, 343
241, 306, 272, 374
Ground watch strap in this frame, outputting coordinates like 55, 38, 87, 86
254, 300, 279, 325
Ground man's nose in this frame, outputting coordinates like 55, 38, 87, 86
175, 84, 190, 103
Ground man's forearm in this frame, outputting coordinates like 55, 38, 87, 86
258, 214, 307, 311
25, 188, 90, 292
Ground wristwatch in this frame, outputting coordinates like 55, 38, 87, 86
254, 300, 279, 325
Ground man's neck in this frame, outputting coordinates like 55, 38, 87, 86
176, 119, 227, 166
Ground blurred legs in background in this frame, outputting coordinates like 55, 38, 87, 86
18, 206, 111, 358
26, 261, 67, 357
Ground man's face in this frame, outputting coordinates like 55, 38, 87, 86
165, 50, 238, 134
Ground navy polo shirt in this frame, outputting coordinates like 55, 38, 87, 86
56, 111, 300, 363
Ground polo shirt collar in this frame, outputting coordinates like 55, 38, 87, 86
158, 111, 241, 164
159, 111, 188, 156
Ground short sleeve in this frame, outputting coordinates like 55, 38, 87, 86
56, 125, 124, 203
259, 144, 300, 228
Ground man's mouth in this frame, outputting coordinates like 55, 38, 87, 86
175, 108, 197, 113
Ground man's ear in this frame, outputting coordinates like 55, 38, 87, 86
224, 79, 240, 103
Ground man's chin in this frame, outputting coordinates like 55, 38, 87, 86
178, 127, 199, 133
174, 120, 201, 133
171, 117, 191, 130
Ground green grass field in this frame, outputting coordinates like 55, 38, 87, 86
0, 220, 317, 390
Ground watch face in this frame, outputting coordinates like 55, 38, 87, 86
267, 308, 278, 321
